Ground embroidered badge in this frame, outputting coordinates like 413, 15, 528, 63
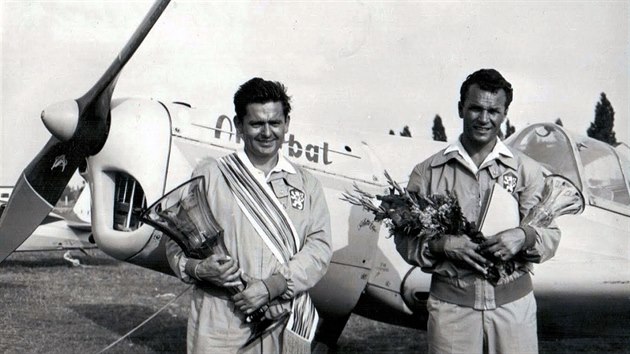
502, 171, 518, 193
289, 188, 305, 210
51, 154, 68, 172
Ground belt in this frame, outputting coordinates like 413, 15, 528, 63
430, 272, 533, 309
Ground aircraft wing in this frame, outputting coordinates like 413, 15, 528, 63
15, 218, 94, 252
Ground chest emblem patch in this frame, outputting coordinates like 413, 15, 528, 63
502, 171, 518, 194
289, 188, 305, 210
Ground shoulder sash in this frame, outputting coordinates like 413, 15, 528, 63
217, 153, 318, 342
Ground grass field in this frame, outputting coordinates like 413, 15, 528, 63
1, 249, 628, 354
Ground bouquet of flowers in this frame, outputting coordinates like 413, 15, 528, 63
341, 171, 512, 285
343, 172, 585, 286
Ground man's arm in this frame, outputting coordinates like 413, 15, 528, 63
164, 233, 194, 282
275, 175, 333, 300
165, 231, 242, 287
482, 157, 561, 263
394, 161, 491, 274
428, 235, 491, 275
165, 163, 243, 288
394, 162, 438, 268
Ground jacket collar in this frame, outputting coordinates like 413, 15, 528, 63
236, 149, 302, 190
237, 149, 296, 176
431, 136, 518, 174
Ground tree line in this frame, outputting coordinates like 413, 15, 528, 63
389, 92, 619, 146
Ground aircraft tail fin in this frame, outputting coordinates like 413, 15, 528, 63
72, 186, 91, 224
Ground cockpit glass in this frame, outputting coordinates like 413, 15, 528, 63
509, 125, 581, 189
509, 124, 630, 212
577, 137, 630, 206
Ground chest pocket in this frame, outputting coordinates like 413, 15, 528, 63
269, 174, 307, 212
270, 179, 290, 199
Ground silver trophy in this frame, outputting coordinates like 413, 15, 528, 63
139, 176, 227, 260
486, 174, 585, 284
139, 176, 289, 348
522, 174, 586, 227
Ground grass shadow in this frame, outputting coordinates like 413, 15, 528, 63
0, 282, 27, 290
70, 304, 187, 352
2, 251, 120, 268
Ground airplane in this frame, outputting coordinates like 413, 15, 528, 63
0, 0, 627, 350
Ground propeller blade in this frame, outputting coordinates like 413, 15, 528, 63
0, 137, 84, 262
0, 175, 55, 262
75, 0, 171, 155
77, 0, 171, 114
24, 138, 85, 204
0, 0, 171, 263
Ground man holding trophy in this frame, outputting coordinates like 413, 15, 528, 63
395, 69, 564, 354
162, 78, 332, 353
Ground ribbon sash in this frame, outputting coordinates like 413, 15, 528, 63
217, 153, 319, 342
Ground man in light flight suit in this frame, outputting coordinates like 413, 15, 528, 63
166, 77, 332, 353
396, 69, 561, 354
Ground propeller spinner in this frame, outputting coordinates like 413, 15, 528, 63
0, 0, 171, 263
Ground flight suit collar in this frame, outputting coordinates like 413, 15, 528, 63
236, 149, 303, 199
431, 136, 518, 175
236, 149, 297, 179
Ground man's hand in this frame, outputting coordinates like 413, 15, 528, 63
193, 255, 242, 288
232, 279, 269, 316
430, 234, 490, 275
480, 227, 526, 261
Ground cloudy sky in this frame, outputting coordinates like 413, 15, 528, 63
1, 0, 628, 183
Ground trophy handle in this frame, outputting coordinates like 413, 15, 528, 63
241, 311, 291, 350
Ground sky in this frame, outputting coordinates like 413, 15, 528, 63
1, 0, 628, 184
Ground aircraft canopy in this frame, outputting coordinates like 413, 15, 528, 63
508, 123, 630, 214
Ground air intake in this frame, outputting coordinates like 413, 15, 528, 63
113, 172, 147, 231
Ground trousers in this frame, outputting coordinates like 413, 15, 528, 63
187, 287, 283, 354
427, 292, 538, 354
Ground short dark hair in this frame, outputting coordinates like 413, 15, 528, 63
233, 78, 292, 120
459, 69, 513, 110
